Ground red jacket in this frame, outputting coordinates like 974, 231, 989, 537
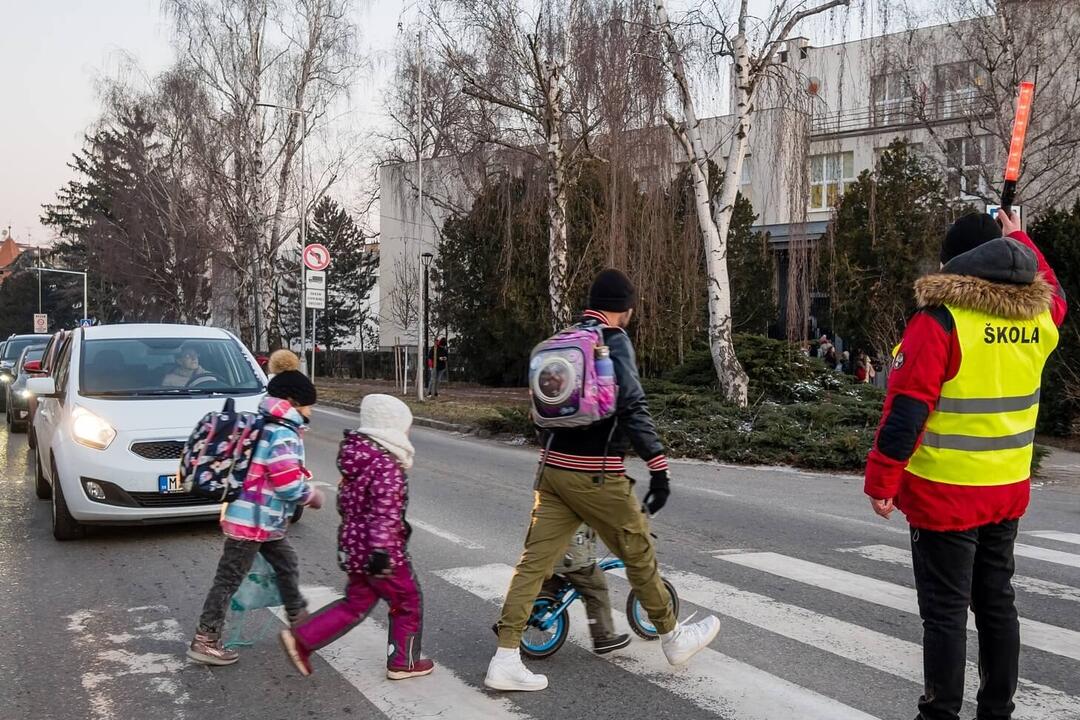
864, 231, 1067, 531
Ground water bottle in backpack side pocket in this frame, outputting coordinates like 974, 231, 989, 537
594, 345, 617, 414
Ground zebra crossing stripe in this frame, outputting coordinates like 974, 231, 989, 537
838, 544, 1080, 603
717, 551, 1080, 662
272, 586, 531, 720
1015, 543, 1080, 569
1025, 531, 1080, 547
435, 563, 884, 720
655, 566, 1080, 720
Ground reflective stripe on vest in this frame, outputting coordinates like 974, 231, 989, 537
905, 303, 1058, 487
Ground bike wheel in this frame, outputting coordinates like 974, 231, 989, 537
520, 595, 569, 659
626, 577, 679, 640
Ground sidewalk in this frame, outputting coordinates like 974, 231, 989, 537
316, 378, 531, 436
1038, 445, 1080, 490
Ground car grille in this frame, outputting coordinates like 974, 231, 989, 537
128, 492, 219, 508
130, 441, 186, 460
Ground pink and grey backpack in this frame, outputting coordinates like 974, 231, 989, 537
529, 325, 618, 428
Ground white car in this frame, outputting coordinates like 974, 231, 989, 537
29, 324, 267, 540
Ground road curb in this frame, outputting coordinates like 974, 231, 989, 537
319, 399, 474, 434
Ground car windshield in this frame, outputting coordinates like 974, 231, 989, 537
18, 348, 44, 371
80, 337, 263, 397
3, 337, 40, 362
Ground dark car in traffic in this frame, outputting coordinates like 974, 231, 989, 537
6, 345, 45, 432
0, 334, 44, 412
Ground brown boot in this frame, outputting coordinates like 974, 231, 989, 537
187, 630, 239, 666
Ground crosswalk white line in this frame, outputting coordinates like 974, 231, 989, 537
272, 586, 530, 720
658, 566, 1080, 720
838, 544, 1080, 603
408, 518, 486, 550
1015, 543, 1080, 569
435, 563, 884, 720
1025, 531, 1080, 547
718, 551, 1080, 662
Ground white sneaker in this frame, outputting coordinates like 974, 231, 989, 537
661, 615, 721, 666
483, 651, 549, 692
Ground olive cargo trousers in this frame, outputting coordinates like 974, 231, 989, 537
496, 467, 677, 648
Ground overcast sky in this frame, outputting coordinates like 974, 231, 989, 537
0, 0, 925, 247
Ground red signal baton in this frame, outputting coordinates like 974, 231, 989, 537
1001, 81, 1035, 214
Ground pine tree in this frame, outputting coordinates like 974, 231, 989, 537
826, 139, 959, 361
305, 196, 378, 363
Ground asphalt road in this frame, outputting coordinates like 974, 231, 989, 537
2, 405, 1079, 720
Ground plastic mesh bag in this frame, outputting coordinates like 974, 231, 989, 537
223, 555, 283, 649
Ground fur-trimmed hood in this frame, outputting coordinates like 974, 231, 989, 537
915, 238, 1053, 320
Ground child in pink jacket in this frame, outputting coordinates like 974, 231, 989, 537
280, 394, 433, 680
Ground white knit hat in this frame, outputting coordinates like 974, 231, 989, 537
357, 394, 415, 469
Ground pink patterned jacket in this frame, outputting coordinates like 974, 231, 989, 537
336, 432, 411, 574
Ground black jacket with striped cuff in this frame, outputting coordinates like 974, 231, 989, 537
541, 312, 668, 475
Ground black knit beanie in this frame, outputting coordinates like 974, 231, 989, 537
588, 269, 637, 312
941, 212, 1002, 263
267, 370, 318, 406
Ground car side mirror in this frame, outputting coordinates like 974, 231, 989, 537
24, 360, 41, 373
26, 376, 58, 398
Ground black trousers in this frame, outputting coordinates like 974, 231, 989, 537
910, 520, 1020, 720
198, 537, 306, 633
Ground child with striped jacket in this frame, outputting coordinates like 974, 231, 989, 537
187, 350, 325, 666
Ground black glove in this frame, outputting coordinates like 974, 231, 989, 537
363, 549, 392, 576
643, 470, 671, 515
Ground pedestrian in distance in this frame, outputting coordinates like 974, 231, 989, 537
426, 337, 448, 397
188, 350, 325, 666
865, 209, 1066, 720
281, 393, 434, 680
485, 268, 720, 692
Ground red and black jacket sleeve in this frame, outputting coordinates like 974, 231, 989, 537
1009, 230, 1068, 327
606, 329, 668, 472
864, 309, 959, 500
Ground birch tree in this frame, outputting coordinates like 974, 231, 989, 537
164, 0, 359, 345
654, 0, 849, 406
431, 0, 596, 328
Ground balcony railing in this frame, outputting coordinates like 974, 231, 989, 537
811, 92, 994, 138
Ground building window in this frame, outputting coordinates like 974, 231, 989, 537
809, 151, 855, 210
871, 72, 913, 127
945, 136, 993, 198
934, 61, 989, 119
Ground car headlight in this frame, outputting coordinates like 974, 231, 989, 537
18, 389, 31, 399
0, 373, 11, 384
71, 406, 117, 450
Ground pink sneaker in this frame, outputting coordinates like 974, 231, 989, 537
387, 658, 435, 680
279, 629, 313, 676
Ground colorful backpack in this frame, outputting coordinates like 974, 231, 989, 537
179, 398, 268, 502
529, 325, 618, 428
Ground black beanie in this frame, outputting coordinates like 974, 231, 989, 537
588, 269, 636, 312
941, 212, 1002, 263
266, 370, 318, 407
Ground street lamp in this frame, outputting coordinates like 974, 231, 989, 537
421, 252, 433, 398
33, 266, 88, 322
255, 102, 312, 375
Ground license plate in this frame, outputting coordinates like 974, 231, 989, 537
159, 474, 184, 494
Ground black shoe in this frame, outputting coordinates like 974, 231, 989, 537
593, 634, 631, 655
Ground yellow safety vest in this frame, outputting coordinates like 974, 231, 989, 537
906, 304, 1058, 486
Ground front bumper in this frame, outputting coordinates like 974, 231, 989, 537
53, 426, 222, 524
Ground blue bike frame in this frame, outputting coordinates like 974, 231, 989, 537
531, 558, 626, 631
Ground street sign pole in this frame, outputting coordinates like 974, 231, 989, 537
311, 309, 317, 378
300, 123, 307, 377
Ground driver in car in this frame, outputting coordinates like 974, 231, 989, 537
162, 343, 215, 387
